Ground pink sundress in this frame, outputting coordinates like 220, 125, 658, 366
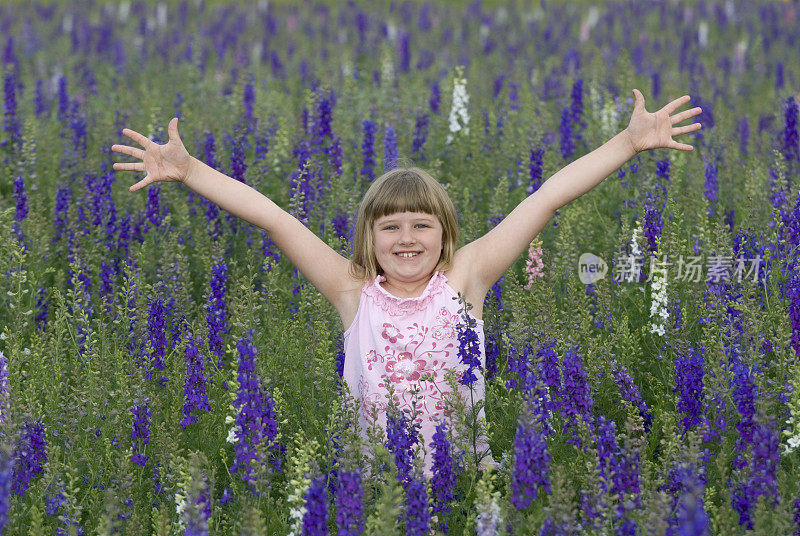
342, 270, 491, 475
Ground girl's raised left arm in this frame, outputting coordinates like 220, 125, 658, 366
457, 89, 702, 293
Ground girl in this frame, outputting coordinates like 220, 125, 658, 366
112, 89, 701, 474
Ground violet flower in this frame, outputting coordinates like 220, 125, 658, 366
511, 409, 551, 510
674, 481, 710, 536
570, 78, 585, 143
538, 339, 560, 410
12, 176, 26, 221
147, 296, 167, 383
642, 192, 663, 255
405, 473, 431, 536
230, 132, 247, 184
559, 106, 574, 159
11, 419, 47, 496
2, 67, 20, 149
145, 183, 165, 228
131, 400, 151, 467
384, 124, 398, 171
704, 159, 718, 218
412, 113, 429, 161
57, 75, 69, 123
783, 96, 799, 164
302, 475, 328, 536
738, 117, 749, 156
674, 345, 704, 433
385, 407, 419, 484
559, 348, 594, 448
314, 89, 334, 146
230, 330, 282, 489
528, 147, 544, 195
206, 260, 229, 369
181, 334, 211, 427
731, 361, 757, 470
430, 422, 456, 525
0, 352, 8, 426
0, 441, 12, 534
749, 418, 779, 504
361, 119, 376, 181
328, 136, 343, 175
52, 183, 71, 244
595, 415, 619, 495
335, 470, 364, 536
429, 80, 440, 115
34, 79, 46, 117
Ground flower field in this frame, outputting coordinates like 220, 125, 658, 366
1, 1, 800, 534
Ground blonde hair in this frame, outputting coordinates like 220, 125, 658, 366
349, 167, 459, 282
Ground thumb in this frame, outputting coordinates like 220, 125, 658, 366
632, 89, 645, 113
168, 117, 182, 145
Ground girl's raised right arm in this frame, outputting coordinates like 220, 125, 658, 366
111, 118, 356, 311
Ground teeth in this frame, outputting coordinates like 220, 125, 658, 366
398, 252, 418, 258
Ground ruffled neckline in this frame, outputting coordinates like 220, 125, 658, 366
363, 270, 448, 317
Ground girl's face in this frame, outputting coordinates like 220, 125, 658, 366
372, 211, 444, 282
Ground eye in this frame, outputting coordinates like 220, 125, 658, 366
415, 224, 429, 229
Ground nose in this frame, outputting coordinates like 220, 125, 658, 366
399, 225, 415, 244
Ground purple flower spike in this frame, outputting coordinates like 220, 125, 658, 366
230, 330, 282, 489
404, 474, 431, 536
131, 400, 151, 467
3, 68, 21, 149
181, 335, 211, 428
11, 420, 47, 496
559, 107, 574, 159
206, 260, 229, 369
783, 96, 799, 163
147, 297, 167, 383
12, 176, 27, 222
302, 475, 328, 536
385, 407, 419, 484
559, 348, 594, 448
674, 345, 704, 433
361, 120, 376, 181
411, 113, 429, 161
0, 351, 8, 425
430, 422, 456, 523
384, 124, 398, 172
335, 470, 364, 536
511, 412, 551, 510
528, 147, 545, 195
456, 309, 481, 387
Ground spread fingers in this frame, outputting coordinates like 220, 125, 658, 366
111, 144, 145, 160
113, 162, 146, 172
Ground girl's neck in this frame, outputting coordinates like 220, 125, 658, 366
380, 273, 434, 298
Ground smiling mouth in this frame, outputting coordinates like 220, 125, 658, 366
395, 252, 421, 258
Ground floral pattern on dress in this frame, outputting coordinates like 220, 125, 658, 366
359, 318, 464, 423
381, 322, 403, 344
432, 306, 458, 340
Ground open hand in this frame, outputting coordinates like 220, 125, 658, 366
624, 89, 702, 153
112, 118, 192, 192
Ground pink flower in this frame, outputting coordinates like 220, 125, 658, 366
381, 322, 403, 343
524, 238, 545, 290
386, 351, 426, 383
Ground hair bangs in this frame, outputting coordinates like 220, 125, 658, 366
368, 170, 441, 219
